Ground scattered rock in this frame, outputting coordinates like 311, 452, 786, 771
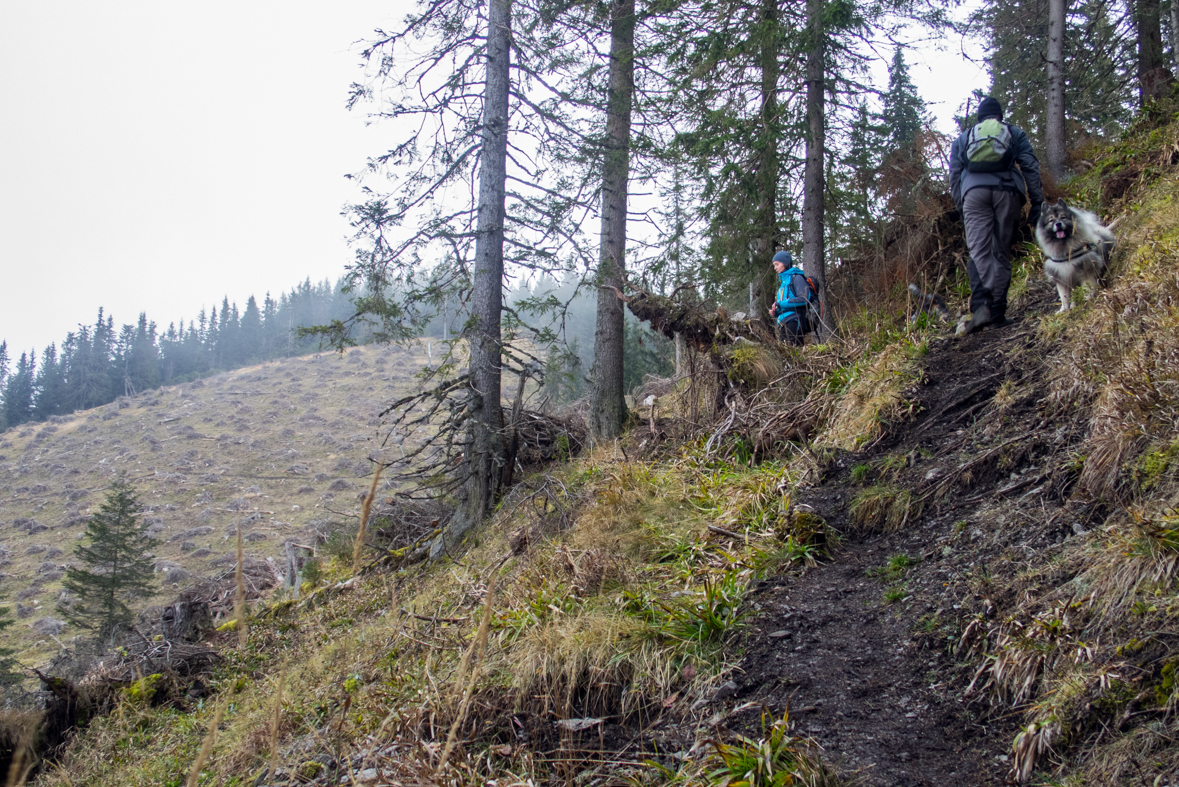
713, 680, 740, 701
31, 617, 65, 636
172, 527, 214, 542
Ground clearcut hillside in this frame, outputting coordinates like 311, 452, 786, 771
0, 342, 437, 666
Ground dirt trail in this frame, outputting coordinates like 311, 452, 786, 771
728, 284, 1072, 785
735, 535, 1011, 786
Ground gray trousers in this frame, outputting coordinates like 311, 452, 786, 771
963, 187, 1021, 318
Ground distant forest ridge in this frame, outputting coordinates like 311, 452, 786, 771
0, 274, 674, 432
0, 277, 355, 432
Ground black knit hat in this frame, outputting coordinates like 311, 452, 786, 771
978, 96, 1003, 120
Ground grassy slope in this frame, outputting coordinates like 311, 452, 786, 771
20, 110, 1179, 787
0, 343, 436, 670
20, 338, 914, 785
952, 109, 1179, 785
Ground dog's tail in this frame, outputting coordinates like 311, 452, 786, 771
908, 284, 950, 321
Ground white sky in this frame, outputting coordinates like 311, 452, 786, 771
0, 1, 399, 358
0, 2, 987, 360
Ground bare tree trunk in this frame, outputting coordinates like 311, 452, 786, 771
432, 0, 511, 557
1172, 0, 1179, 70
802, 0, 829, 338
1136, 0, 1172, 104
588, 0, 636, 443
751, 0, 780, 316
1046, 0, 1067, 181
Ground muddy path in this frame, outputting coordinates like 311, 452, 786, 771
726, 282, 1080, 785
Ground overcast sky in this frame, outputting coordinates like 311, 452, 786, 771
0, 1, 397, 358
0, 2, 986, 361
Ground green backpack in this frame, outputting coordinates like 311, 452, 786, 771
965, 118, 1014, 173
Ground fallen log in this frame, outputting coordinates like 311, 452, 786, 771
608, 287, 779, 352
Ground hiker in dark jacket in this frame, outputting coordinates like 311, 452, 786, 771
949, 96, 1044, 334
769, 250, 811, 345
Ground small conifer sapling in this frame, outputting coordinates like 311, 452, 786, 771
0, 602, 21, 687
59, 476, 159, 636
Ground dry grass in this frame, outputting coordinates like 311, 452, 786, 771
0, 710, 40, 787
26, 427, 844, 786
724, 342, 786, 391
436, 565, 499, 778
849, 485, 919, 532
505, 610, 674, 720
267, 662, 285, 783
818, 344, 922, 451
7, 229, 994, 786
185, 700, 225, 787
962, 507, 1179, 782
950, 141, 1179, 783
1044, 176, 1179, 501
1072, 719, 1179, 785
234, 526, 246, 649
352, 463, 384, 575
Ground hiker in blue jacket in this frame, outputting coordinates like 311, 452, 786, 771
769, 250, 811, 345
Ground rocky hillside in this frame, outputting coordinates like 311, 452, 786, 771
0, 342, 437, 666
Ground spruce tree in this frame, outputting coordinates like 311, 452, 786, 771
982, 0, 1134, 149
0, 341, 8, 431
33, 343, 66, 421
588, 0, 637, 443
879, 47, 933, 218
60, 477, 158, 636
837, 101, 886, 250
2, 351, 36, 429
240, 295, 263, 362
128, 313, 161, 393
0, 602, 20, 687
882, 47, 926, 151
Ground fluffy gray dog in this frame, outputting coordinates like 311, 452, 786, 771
1035, 198, 1115, 312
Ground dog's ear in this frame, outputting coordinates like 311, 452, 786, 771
1056, 197, 1068, 208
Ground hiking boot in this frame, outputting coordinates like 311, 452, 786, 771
962, 305, 992, 335
993, 315, 1016, 327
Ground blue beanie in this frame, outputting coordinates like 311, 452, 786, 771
772, 250, 793, 266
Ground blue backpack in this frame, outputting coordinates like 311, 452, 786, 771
783, 267, 822, 317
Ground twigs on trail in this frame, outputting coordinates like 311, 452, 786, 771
911, 372, 1005, 438
699, 378, 835, 464
921, 435, 1032, 504
504, 473, 580, 554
